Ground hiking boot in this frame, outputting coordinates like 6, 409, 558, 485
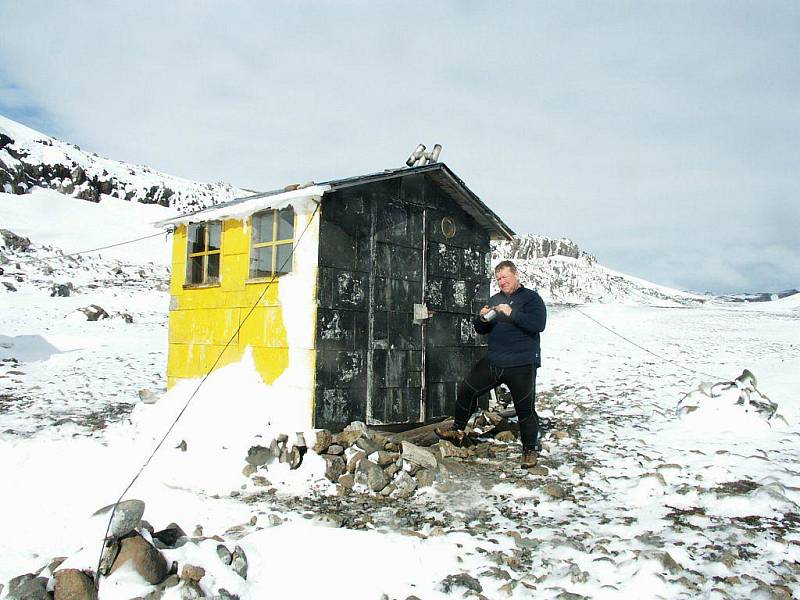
435, 425, 466, 447
521, 449, 537, 468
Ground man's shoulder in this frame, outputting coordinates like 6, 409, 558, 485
517, 286, 544, 302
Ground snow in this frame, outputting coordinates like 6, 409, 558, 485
2, 180, 799, 598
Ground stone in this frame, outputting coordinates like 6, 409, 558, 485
542, 483, 566, 499
54, 569, 97, 600
333, 429, 362, 448
245, 445, 270, 466
50, 283, 74, 297
313, 513, 344, 527
92, 499, 146, 540
356, 459, 389, 492
401, 441, 438, 470
438, 440, 470, 459
323, 455, 346, 482
414, 468, 435, 488
355, 437, 382, 455
439, 573, 483, 594
346, 451, 366, 473
7, 576, 49, 599
344, 421, 367, 433
152, 524, 186, 548
217, 589, 239, 600
552, 430, 569, 440
289, 446, 304, 469
495, 431, 517, 442
528, 465, 549, 477
338, 473, 355, 489
384, 463, 400, 478
77, 304, 109, 321
180, 564, 205, 582
326, 444, 344, 455
217, 544, 232, 565
231, 545, 248, 579
0, 229, 31, 251
176, 581, 204, 599
392, 471, 418, 499
371, 450, 399, 466
2, 281, 17, 292
313, 430, 333, 453
109, 532, 168, 584
242, 464, 257, 477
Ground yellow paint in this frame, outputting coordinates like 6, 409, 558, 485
166, 215, 313, 388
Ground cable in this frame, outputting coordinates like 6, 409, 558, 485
5, 230, 169, 265
570, 305, 726, 381
93, 204, 320, 587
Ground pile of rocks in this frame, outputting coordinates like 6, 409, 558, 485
242, 414, 521, 499
2, 499, 246, 600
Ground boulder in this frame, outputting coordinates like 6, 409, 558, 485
54, 569, 97, 600
245, 445, 270, 466
109, 532, 168, 584
414, 468, 434, 488
542, 483, 566, 499
333, 430, 362, 448
77, 304, 109, 321
7, 575, 49, 600
217, 544, 232, 565
326, 444, 344, 455
401, 441, 438, 470
312, 430, 333, 454
92, 499, 145, 540
346, 451, 366, 474
356, 459, 389, 492
0, 229, 31, 251
152, 524, 186, 549
231, 546, 248, 579
371, 450, 399, 466
355, 437, 382, 455
322, 455, 345, 482
50, 283, 74, 297
180, 564, 205, 583
438, 440, 470, 459
392, 471, 418, 499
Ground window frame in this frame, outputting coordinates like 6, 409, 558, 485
248, 208, 296, 282
183, 220, 222, 288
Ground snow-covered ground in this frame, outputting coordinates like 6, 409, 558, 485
2, 187, 799, 599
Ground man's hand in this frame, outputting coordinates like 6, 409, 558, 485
495, 303, 512, 316
479, 305, 491, 316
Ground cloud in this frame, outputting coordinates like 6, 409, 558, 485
0, 1, 797, 293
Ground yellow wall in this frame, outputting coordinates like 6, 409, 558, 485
166, 216, 315, 390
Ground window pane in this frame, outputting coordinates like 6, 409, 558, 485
188, 223, 206, 254
275, 242, 293, 275
207, 253, 220, 282
208, 222, 221, 252
277, 208, 294, 241
253, 211, 274, 244
250, 246, 273, 278
187, 255, 204, 284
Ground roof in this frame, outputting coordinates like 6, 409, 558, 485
155, 162, 515, 240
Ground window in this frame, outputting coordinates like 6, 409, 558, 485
250, 208, 295, 279
185, 221, 222, 285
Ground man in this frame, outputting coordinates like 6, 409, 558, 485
437, 260, 547, 468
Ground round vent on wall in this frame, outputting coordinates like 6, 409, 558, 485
441, 216, 456, 239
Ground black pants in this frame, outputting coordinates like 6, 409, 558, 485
454, 357, 539, 452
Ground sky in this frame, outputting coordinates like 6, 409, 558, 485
0, 1, 797, 294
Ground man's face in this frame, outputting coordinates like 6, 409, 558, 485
496, 267, 520, 295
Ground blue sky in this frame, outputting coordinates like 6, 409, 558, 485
1, 1, 798, 293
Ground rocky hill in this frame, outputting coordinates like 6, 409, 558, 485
492, 234, 708, 305
0, 115, 246, 212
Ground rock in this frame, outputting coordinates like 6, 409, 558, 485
401, 441, 438, 470
333, 429, 362, 448
152, 524, 186, 549
326, 444, 344, 455
242, 464, 257, 477
175, 440, 188, 452
344, 421, 367, 433
0, 229, 31, 251
98, 539, 120, 576
346, 451, 366, 473
93, 499, 146, 540
323, 455, 346, 482
439, 573, 482, 594
77, 304, 109, 321
176, 581, 204, 599
356, 459, 389, 492
542, 483, 566, 499
642, 550, 682, 574
380, 483, 396, 496
180, 564, 205, 583
313, 513, 345, 527
355, 437, 382, 455
54, 569, 97, 600
109, 532, 168, 584
138, 389, 159, 404
50, 283, 74, 297
71, 166, 86, 185
7, 575, 49, 600
231, 545, 248, 579
438, 440, 470, 459
392, 471, 418, 499
528, 465, 549, 477
117, 312, 134, 324
495, 431, 516, 442
217, 589, 239, 600
371, 450, 399, 466
384, 463, 400, 478
216, 544, 232, 565
414, 468, 435, 488
338, 473, 355, 489
245, 445, 271, 466
552, 430, 570, 440
3, 281, 17, 292
289, 446, 304, 470
312, 430, 333, 454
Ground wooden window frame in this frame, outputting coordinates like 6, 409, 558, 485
248, 208, 295, 282
184, 221, 222, 288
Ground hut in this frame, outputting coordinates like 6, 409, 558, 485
156, 162, 514, 430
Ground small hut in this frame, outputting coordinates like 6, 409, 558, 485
157, 162, 514, 430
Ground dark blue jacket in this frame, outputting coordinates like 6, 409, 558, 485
474, 285, 547, 367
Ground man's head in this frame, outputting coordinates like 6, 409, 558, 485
494, 260, 521, 295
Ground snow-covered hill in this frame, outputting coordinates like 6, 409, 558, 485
0, 115, 246, 211
493, 234, 709, 305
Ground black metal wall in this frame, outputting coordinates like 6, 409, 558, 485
314, 173, 490, 430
